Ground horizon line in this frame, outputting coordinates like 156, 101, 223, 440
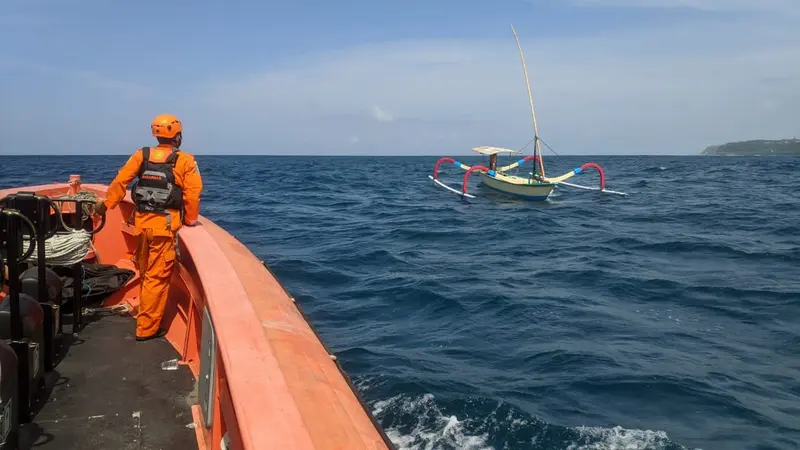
0, 152, 705, 157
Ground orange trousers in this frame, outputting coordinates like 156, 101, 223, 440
134, 228, 176, 338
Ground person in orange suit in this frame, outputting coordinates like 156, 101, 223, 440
95, 114, 203, 341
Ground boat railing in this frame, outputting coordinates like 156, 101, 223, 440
171, 221, 318, 449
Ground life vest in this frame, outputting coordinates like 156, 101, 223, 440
131, 146, 184, 215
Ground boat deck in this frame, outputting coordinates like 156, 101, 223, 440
19, 308, 198, 450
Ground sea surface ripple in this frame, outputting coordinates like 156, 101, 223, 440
2, 154, 799, 450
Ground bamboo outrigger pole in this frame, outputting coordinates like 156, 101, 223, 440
510, 24, 545, 179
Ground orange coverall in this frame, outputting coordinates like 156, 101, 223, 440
104, 144, 203, 338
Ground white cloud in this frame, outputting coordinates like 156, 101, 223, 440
372, 106, 394, 123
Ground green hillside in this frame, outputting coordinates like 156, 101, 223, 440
701, 138, 800, 156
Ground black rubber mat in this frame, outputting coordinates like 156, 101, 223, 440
19, 310, 198, 450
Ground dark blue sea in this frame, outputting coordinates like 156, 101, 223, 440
2, 154, 799, 450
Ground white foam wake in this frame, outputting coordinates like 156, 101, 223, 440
567, 425, 677, 450
371, 393, 694, 450
373, 393, 492, 450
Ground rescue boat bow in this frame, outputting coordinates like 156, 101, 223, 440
0, 177, 395, 450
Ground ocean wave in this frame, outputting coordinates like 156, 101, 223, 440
370, 392, 693, 450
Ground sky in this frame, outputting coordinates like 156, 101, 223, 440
1, 0, 798, 156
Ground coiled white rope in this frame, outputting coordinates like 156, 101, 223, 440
17, 190, 101, 267
21, 230, 93, 266
52, 190, 100, 232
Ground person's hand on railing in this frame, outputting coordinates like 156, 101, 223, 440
94, 199, 107, 216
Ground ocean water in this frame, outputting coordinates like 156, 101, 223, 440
1, 154, 799, 450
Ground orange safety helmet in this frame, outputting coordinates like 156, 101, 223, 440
151, 114, 183, 139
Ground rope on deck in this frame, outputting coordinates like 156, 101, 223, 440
20, 190, 101, 267
22, 230, 92, 266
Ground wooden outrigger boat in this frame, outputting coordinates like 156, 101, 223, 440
430, 25, 626, 200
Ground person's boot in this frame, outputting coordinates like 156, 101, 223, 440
136, 328, 167, 342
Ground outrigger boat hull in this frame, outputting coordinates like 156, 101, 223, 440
478, 172, 554, 201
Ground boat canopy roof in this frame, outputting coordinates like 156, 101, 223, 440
472, 146, 522, 156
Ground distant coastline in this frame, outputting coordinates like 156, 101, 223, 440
701, 138, 800, 156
